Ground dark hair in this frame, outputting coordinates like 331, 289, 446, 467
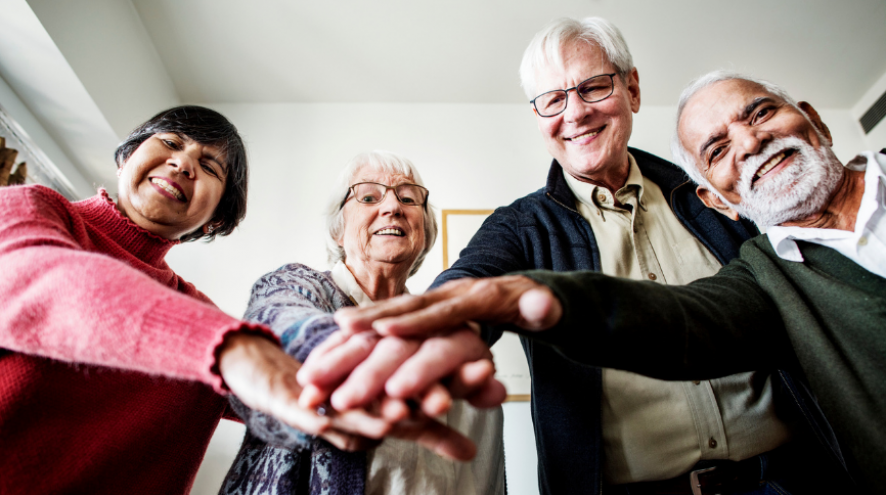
114, 105, 248, 242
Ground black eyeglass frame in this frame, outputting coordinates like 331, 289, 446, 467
339, 181, 430, 210
530, 73, 617, 118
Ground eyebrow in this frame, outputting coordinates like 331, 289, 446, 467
697, 97, 775, 158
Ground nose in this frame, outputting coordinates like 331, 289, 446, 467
170, 151, 197, 179
734, 124, 773, 164
378, 189, 404, 216
562, 90, 592, 124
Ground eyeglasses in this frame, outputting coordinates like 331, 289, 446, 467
530, 73, 617, 118
340, 182, 429, 209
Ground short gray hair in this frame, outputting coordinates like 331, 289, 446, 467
519, 17, 634, 100
326, 150, 438, 277
670, 70, 800, 188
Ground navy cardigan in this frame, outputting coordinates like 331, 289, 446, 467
432, 148, 846, 495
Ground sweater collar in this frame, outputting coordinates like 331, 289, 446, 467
74, 189, 178, 266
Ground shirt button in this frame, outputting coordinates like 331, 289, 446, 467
693, 381, 701, 385
648, 273, 657, 281
859, 237, 868, 246
709, 437, 718, 448
597, 194, 607, 203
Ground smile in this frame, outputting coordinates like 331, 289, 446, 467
565, 126, 604, 142
375, 227, 405, 236
150, 177, 185, 201
752, 149, 795, 183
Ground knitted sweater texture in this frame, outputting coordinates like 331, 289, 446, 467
0, 185, 269, 495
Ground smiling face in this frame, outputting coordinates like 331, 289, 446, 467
678, 79, 843, 226
533, 41, 640, 188
116, 132, 227, 239
338, 168, 426, 271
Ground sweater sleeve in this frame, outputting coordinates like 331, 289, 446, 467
228, 263, 349, 450
431, 206, 533, 346
512, 258, 794, 380
0, 186, 272, 393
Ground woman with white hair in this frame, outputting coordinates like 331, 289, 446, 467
220, 150, 505, 495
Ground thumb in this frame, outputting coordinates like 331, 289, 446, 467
517, 287, 562, 331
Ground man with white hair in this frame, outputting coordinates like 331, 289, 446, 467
425, 18, 836, 495
330, 71, 882, 492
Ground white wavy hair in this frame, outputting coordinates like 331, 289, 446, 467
519, 17, 634, 100
669, 70, 801, 189
325, 150, 438, 277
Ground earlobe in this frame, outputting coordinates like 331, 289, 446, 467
116, 167, 123, 178
696, 186, 740, 221
798, 101, 832, 146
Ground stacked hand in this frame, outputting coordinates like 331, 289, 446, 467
218, 276, 562, 461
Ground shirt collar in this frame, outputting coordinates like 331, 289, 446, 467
330, 261, 374, 307
563, 152, 643, 210
766, 151, 886, 262
330, 261, 410, 307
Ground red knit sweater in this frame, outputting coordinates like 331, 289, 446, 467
0, 185, 270, 495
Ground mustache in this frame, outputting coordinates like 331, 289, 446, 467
738, 136, 806, 188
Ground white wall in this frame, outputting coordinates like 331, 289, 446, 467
171, 102, 868, 495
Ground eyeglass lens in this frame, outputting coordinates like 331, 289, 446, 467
533, 74, 615, 117
352, 182, 427, 206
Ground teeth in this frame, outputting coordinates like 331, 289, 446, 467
569, 130, 600, 141
376, 228, 404, 236
150, 177, 184, 200
755, 152, 786, 179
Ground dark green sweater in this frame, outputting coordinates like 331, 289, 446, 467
521, 236, 886, 493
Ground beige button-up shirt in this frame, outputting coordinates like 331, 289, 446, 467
331, 262, 506, 495
564, 154, 792, 484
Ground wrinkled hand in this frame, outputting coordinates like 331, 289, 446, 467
336, 275, 562, 337
217, 332, 391, 451
297, 329, 506, 411
217, 332, 485, 460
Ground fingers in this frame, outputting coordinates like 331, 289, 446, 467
218, 334, 332, 435
389, 414, 478, 461
380, 396, 411, 423
385, 329, 489, 399
330, 336, 420, 410
320, 430, 383, 452
448, 359, 495, 398
517, 287, 562, 331
327, 408, 391, 439
370, 277, 539, 337
464, 376, 508, 409
418, 382, 452, 417
297, 331, 380, 388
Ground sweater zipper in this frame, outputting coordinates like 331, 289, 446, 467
547, 191, 605, 495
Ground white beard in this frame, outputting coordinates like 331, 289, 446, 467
723, 136, 843, 227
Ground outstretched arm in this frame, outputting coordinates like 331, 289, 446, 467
332, 262, 791, 383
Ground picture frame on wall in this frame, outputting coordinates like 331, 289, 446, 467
441, 209, 531, 402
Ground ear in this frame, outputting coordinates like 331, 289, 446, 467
798, 101, 832, 146
202, 221, 221, 235
696, 185, 740, 221
116, 166, 123, 178
626, 67, 641, 113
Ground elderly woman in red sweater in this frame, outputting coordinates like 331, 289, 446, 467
0, 106, 352, 495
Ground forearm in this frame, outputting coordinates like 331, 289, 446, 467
516, 265, 790, 379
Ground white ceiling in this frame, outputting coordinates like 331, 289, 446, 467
133, 0, 886, 107
1, 0, 885, 190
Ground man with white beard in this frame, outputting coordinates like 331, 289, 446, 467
328, 72, 885, 492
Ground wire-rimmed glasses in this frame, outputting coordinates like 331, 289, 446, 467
530, 73, 617, 117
